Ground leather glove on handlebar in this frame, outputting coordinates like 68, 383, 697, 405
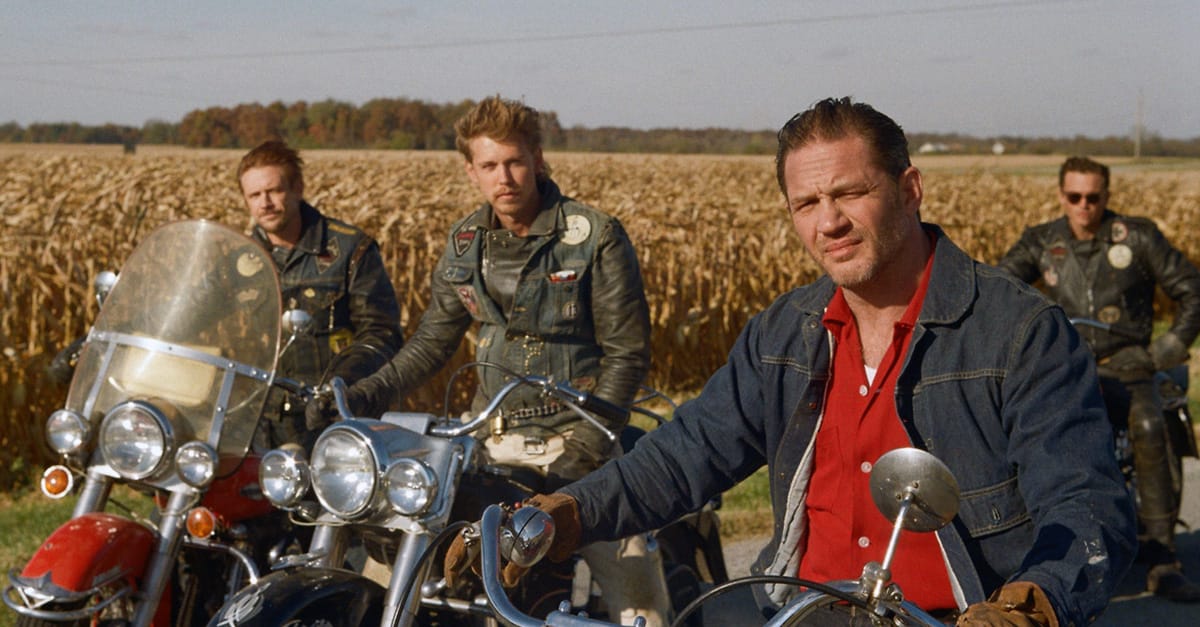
442, 493, 583, 589
1148, 331, 1189, 372
303, 385, 366, 432
956, 581, 1058, 627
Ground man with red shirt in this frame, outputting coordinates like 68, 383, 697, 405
449, 98, 1136, 626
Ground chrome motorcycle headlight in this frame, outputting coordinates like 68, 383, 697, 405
311, 429, 377, 518
384, 458, 438, 516
46, 409, 90, 455
99, 401, 171, 480
175, 441, 216, 488
260, 446, 310, 509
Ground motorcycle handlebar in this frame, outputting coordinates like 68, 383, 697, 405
428, 376, 624, 441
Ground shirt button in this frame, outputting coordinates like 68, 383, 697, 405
860, 461, 872, 473
858, 384, 868, 396
857, 536, 870, 548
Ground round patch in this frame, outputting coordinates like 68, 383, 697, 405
1043, 267, 1058, 287
1098, 305, 1122, 325
303, 287, 317, 298
1111, 221, 1128, 243
236, 252, 264, 277
561, 214, 591, 245
1107, 244, 1132, 269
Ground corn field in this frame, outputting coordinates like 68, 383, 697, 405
2, 145, 1199, 489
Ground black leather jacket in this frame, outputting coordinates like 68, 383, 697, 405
255, 202, 403, 415
998, 210, 1200, 360
354, 178, 651, 462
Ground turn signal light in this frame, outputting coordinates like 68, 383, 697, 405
186, 507, 218, 539
41, 465, 74, 499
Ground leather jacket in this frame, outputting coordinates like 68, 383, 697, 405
561, 226, 1135, 627
255, 202, 403, 418
998, 210, 1200, 360
354, 178, 651, 461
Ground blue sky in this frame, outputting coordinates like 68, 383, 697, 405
3, 0, 1197, 138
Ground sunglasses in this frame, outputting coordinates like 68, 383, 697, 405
1064, 192, 1102, 205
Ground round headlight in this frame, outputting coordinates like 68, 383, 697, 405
260, 446, 310, 509
384, 459, 438, 516
99, 401, 171, 480
311, 429, 376, 518
46, 409, 90, 455
175, 441, 217, 487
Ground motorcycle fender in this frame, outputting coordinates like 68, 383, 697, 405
207, 568, 385, 627
19, 512, 155, 593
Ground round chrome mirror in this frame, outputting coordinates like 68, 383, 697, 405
500, 507, 556, 568
869, 447, 960, 533
94, 271, 118, 307
282, 309, 314, 338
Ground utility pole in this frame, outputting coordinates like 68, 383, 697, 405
1134, 90, 1144, 160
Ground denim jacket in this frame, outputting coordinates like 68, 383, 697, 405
562, 225, 1135, 627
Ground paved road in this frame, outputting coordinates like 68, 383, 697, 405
710, 457, 1200, 625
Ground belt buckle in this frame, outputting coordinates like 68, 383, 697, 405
523, 436, 547, 456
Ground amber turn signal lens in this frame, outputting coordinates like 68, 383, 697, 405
186, 507, 217, 539
41, 466, 73, 498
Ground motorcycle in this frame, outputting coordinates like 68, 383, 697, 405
208, 371, 726, 627
4, 220, 308, 626
1069, 318, 1198, 508
475, 447, 958, 627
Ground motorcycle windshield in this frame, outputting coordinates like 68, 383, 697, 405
65, 220, 280, 467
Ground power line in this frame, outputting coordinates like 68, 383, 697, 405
1, 0, 1092, 69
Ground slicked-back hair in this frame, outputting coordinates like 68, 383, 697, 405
1059, 156, 1110, 191
454, 95, 550, 179
774, 97, 912, 197
237, 140, 304, 190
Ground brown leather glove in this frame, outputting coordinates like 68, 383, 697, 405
956, 581, 1058, 627
499, 493, 583, 587
443, 492, 583, 590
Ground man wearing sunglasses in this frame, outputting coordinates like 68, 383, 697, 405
999, 155, 1200, 602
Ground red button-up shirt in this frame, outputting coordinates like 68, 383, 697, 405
799, 237, 955, 611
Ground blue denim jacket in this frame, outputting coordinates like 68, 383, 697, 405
563, 225, 1135, 626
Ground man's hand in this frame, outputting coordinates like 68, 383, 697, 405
442, 493, 583, 589
304, 384, 370, 432
1148, 331, 1190, 371
957, 581, 1058, 627
304, 395, 339, 432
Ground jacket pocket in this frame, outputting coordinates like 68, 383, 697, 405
537, 260, 589, 336
957, 475, 1031, 537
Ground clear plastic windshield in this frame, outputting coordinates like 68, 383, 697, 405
65, 220, 281, 467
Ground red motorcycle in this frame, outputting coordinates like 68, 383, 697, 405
4, 220, 300, 626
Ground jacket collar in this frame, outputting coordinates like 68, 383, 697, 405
461, 178, 565, 236
790, 223, 974, 329
252, 201, 325, 254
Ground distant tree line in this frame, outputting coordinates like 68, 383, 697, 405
3, 97, 1199, 157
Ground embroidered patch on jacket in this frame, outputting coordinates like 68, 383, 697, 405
1107, 244, 1132, 269
455, 230, 476, 256
1110, 221, 1128, 243
561, 214, 591, 245
1098, 305, 1122, 325
317, 238, 340, 273
562, 301, 579, 320
1048, 242, 1068, 261
456, 286, 480, 316
1043, 267, 1059, 287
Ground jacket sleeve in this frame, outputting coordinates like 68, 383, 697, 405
1143, 224, 1200, 347
996, 228, 1043, 283
352, 242, 473, 416
327, 237, 404, 385
561, 310, 770, 545
568, 218, 652, 452
998, 304, 1137, 625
